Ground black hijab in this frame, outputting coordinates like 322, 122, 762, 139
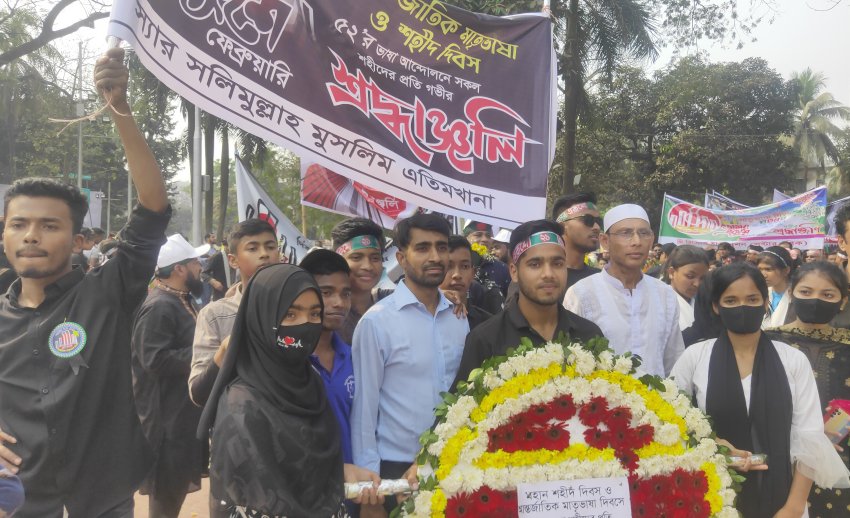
706, 331, 793, 518
198, 263, 344, 516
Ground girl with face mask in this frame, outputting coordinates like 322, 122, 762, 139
758, 246, 796, 329
671, 263, 849, 518
765, 261, 850, 516
663, 245, 710, 332
197, 264, 380, 518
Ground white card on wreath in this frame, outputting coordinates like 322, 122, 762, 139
517, 476, 632, 517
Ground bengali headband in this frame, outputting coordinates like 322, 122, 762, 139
556, 201, 598, 223
336, 235, 381, 256
511, 231, 565, 264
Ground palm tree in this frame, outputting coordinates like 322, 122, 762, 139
555, 0, 657, 197
449, 0, 657, 202
789, 68, 850, 190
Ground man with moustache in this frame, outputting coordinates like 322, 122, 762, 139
564, 204, 684, 376
0, 47, 170, 517
131, 234, 206, 517
453, 220, 602, 388
551, 193, 602, 290
352, 213, 468, 518
490, 229, 511, 265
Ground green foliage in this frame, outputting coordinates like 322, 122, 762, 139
577, 57, 799, 225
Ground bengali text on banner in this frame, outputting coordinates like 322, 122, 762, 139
107, 0, 557, 227
659, 187, 827, 249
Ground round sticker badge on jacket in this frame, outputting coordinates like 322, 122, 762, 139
48, 322, 87, 358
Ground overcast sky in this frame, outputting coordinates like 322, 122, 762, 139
679, 0, 850, 104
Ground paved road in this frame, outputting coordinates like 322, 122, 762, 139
134, 478, 210, 518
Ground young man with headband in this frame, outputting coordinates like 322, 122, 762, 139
331, 218, 386, 344
564, 204, 684, 377
453, 220, 603, 389
552, 193, 603, 290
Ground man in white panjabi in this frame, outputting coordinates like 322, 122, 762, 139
563, 204, 684, 376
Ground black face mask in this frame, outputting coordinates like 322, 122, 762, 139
794, 298, 843, 325
275, 322, 323, 360
718, 305, 765, 334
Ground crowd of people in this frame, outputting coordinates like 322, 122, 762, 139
2, 48, 850, 518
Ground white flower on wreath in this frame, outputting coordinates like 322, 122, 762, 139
482, 371, 502, 390
412, 491, 433, 515
656, 423, 682, 446
497, 360, 515, 380
597, 350, 615, 371
614, 356, 634, 374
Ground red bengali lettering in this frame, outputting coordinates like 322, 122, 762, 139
324, 50, 530, 175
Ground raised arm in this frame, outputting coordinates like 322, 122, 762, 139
93, 47, 168, 213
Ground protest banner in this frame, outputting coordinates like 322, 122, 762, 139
773, 188, 791, 203
81, 190, 104, 229
235, 156, 313, 264
826, 195, 850, 245
301, 162, 417, 229
108, 0, 556, 227
704, 190, 749, 211
659, 187, 827, 249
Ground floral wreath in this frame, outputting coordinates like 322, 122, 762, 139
398, 336, 739, 518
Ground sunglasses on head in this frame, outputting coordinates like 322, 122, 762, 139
565, 214, 603, 228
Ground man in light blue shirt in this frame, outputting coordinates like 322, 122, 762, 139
352, 213, 469, 517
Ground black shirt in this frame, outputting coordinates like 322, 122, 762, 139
0, 204, 169, 516
833, 286, 850, 330
452, 295, 604, 391
131, 286, 204, 495
567, 265, 600, 290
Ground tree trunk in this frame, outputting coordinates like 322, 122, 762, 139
561, 0, 581, 196
204, 116, 215, 235
217, 128, 230, 242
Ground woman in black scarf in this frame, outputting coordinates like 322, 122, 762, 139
198, 263, 377, 517
671, 263, 849, 517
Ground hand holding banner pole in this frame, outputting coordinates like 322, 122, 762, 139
48, 36, 129, 135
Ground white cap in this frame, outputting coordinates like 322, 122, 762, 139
493, 229, 512, 244
603, 204, 650, 232
157, 234, 207, 269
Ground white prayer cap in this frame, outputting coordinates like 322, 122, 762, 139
603, 204, 650, 232
157, 234, 207, 269
493, 229, 512, 244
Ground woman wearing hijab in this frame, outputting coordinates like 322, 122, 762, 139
671, 263, 849, 518
198, 263, 379, 518
766, 261, 850, 515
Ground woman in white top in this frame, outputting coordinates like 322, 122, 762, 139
671, 263, 849, 518
663, 245, 710, 331
758, 246, 795, 329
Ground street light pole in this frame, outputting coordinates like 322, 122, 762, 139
192, 106, 203, 245
76, 41, 83, 191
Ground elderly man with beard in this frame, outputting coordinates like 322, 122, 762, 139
352, 213, 468, 518
130, 234, 207, 518
552, 193, 602, 290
